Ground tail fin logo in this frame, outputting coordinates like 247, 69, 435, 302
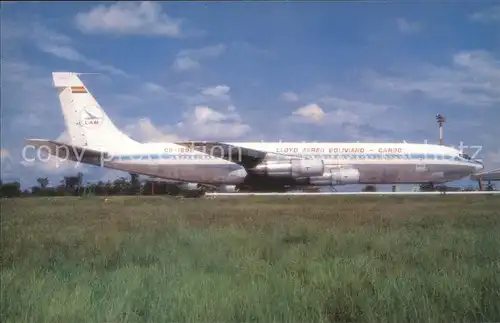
80, 106, 104, 128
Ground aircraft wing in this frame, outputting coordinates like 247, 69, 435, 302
26, 139, 109, 164
175, 141, 271, 168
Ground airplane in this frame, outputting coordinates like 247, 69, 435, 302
25, 72, 485, 194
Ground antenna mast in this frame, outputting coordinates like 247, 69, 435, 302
436, 114, 446, 145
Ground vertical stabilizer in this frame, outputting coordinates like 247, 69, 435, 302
52, 72, 141, 152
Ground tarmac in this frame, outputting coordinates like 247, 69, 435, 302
205, 191, 500, 197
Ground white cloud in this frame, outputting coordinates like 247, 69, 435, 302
123, 118, 184, 142
32, 24, 73, 45
288, 96, 389, 127
169, 83, 250, 139
162, 82, 252, 139
396, 18, 422, 34
201, 85, 230, 99
292, 103, 325, 122
189, 122, 250, 139
1, 60, 61, 129
75, 1, 183, 37
38, 43, 127, 76
172, 57, 200, 71
39, 43, 82, 60
121, 106, 250, 141
319, 96, 389, 116
281, 91, 299, 102
2, 19, 127, 76
171, 42, 270, 72
277, 85, 405, 142
141, 82, 168, 94
178, 106, 250, 139
192, 106, 227, 123
365, 50, 500, 107
452, 50, 500, 81
172, 44, 226, 71
120, 102, 250, 143
469, 5, 500, 24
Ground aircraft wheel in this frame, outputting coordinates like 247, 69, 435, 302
181, 189, 206, 198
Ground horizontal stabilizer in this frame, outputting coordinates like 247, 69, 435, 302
26, 139, 109, 164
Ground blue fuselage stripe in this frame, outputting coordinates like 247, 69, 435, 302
109, 153, 476, 163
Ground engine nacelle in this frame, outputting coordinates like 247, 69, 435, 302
251, 159, 325, 178
178, 182, 199, 190
309, 168, 361, 185
217, 185, 239, 193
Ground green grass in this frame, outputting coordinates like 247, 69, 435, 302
1, 195, 500, 322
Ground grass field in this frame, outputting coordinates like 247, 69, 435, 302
1, 195, 500, 322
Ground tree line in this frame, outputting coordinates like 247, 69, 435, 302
0, 172, 192, 198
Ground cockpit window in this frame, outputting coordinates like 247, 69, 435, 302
459, 153, 471, 160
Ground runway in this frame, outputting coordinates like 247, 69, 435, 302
205, 191, 500, 197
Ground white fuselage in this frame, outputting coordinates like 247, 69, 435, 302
100, 142, 483, 186
100, 142, 246, 185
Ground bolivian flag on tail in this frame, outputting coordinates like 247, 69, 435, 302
71, 86, 87, 93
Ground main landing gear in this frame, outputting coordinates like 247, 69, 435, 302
419, 182, 436, 191
419, 182, 452, 192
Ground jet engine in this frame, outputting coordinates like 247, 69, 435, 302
217, 185, 239, 192
309, 168, 361, 185
251, 159, 325, 178
178, 182, 200, 190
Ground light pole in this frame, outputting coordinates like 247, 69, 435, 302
436, 114, 446, 145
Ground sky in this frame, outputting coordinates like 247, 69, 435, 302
1, 1, 499, 190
